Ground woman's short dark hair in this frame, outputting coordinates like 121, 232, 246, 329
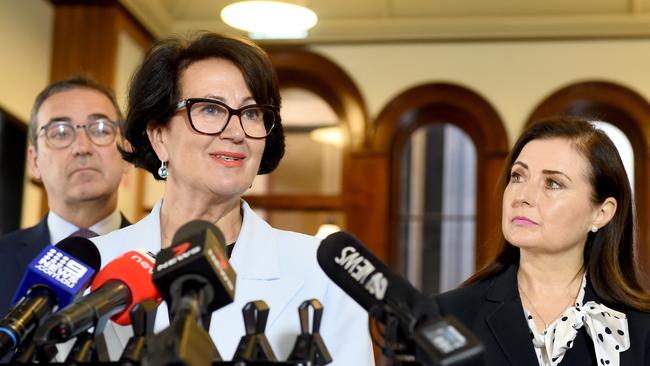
121, 32, 284, 179
465, 116, 650, 311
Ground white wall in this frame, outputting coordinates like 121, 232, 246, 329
314, 39, 650, 144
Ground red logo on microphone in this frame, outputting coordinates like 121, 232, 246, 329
213, 247, 229, 270
172, 242, 191, 257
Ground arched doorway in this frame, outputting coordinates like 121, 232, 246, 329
373, 83, 509, 287
243, 47, 377, 249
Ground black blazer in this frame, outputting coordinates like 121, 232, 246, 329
436, 265, 650, 366
0, 214, 130, 316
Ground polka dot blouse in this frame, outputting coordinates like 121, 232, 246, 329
522, 274, 630, 366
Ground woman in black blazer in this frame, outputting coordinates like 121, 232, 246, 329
437, 117, 650, 366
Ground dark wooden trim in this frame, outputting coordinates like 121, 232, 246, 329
243, 195, 342, 211
527, 80, 650, 288
373, 83, 509, 271
50, 4, 120, 86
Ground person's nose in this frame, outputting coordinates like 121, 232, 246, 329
218, 114, 245, 142
512, 181, 537, 207
70, 126, 94, 156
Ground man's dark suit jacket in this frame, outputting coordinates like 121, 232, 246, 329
0, 214, 130, 316
436, 265, 650, 366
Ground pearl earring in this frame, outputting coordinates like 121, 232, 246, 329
591, 225, 598, 233
158, 160, 168, 179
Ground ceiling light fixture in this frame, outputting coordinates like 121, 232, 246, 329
221, 1, 318, 39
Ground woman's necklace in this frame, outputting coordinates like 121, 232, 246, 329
518, 278, 580, 331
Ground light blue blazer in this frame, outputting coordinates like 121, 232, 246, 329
90, 200, 375, 365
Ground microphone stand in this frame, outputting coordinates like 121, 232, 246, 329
120, 299, 158, 364
369, 305, 420, 365
142, 289, 220, 366
232, 300, 277, 362
11, 333, 57, 363
287, 299, 332, 366
65, 309, 112, 362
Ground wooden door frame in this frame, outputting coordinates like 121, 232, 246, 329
373, 82, 509, 270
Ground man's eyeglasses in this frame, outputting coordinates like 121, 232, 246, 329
38, 119, 119, 149
175, 98, 278, 139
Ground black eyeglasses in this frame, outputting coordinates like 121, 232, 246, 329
175, 98, 278, 139
38, 119, 119, 149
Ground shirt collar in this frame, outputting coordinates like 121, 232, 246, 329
47, 207, 122, 245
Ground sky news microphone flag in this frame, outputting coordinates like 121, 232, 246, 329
317, 231, 484, 366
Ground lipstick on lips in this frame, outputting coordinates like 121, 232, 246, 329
210, 151, 245, 167
511, 216, 538, 227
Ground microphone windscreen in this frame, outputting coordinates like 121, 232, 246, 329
317, 231, 389, 312
154, 219, 235, 314
90, 250, 161, 325
11, 239, 99, 307
56, 237, 101, 273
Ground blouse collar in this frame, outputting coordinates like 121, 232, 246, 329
522, 273, 630, 366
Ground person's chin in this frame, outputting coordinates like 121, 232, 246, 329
69, 169, 102, 182
505, 232, 539, 246
68, 181, 110, 197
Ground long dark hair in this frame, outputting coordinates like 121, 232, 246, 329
464, 117, 650, 311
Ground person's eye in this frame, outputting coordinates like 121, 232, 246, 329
48, 125, 72, 140
92, 126, 109, 137
545, 179, 562, 190
199, 104, 226, 117
242, 108, 262, 121
89, 121, 114, 136
509, 171, 523, 183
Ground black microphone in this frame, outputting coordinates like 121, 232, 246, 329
317, 231, 484, 366
142, 219, 236, 366
0, 237, 100, 358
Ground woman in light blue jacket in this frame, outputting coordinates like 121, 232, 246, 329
92, 33, 374, 365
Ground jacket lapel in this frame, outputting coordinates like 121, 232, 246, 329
15, 217, 50, 273
228, 201, 305, 328
485, 266, 540, 366
118, 213, 131, 229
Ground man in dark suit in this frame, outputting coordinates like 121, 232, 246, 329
0, 75, 131, 316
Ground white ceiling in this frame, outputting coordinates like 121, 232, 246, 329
120, 0, 650, 42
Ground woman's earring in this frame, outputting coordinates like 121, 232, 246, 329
158, 160, 168, 179
591, 225, 598, 233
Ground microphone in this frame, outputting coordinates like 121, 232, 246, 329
152, 219, 235, 322
142, 220, 236, 366
317, 231, 484, 366
33, 249, 161, 344
0, 237, 100, 358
